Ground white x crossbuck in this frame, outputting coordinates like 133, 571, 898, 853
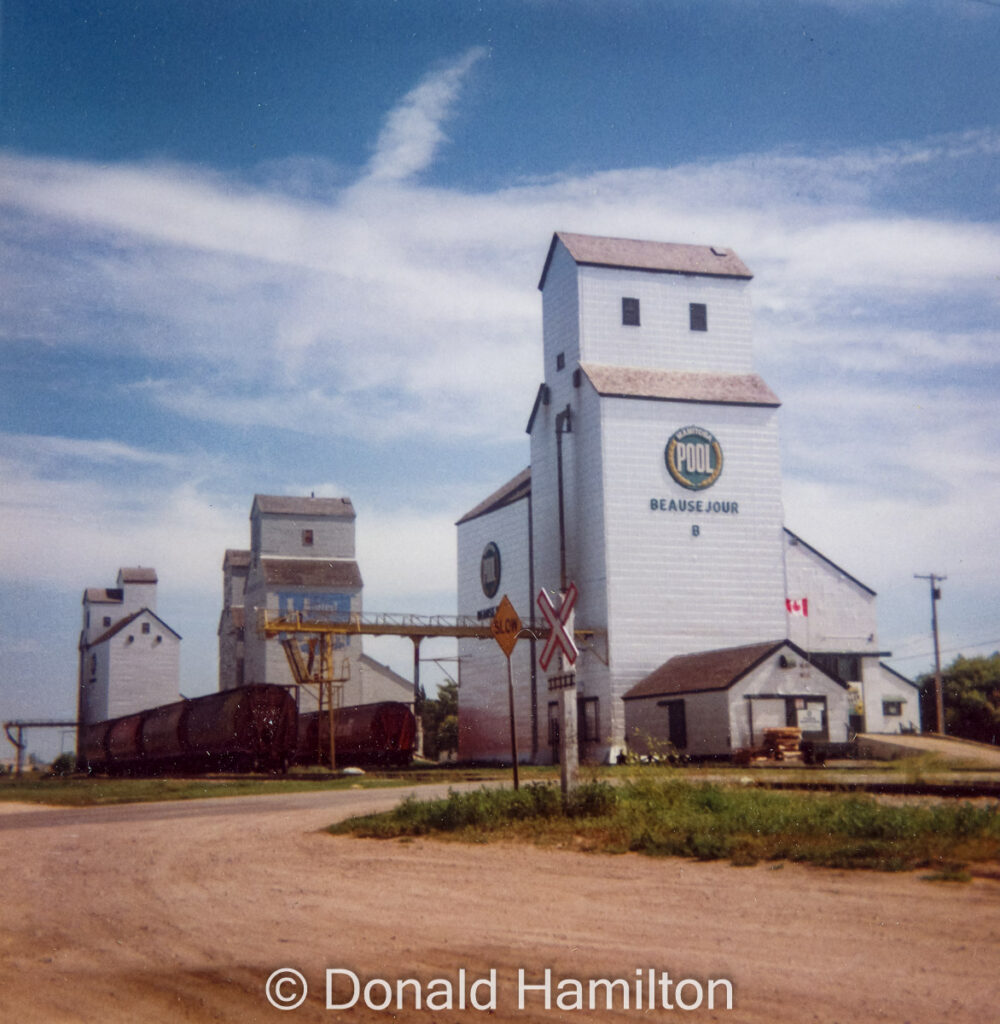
537, 582, 579, 671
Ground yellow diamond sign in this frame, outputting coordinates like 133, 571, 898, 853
490, 595, 521, 658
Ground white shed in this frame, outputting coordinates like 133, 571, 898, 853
622, 640, 850, 758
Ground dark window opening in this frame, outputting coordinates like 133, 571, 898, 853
102, 616, 112, 627
689, 302, 707, 331
141, 622, 151, 634
622, 297, 640, 326
579, 697, 599, 743
302, 529, 314, 547
883, 701, 903, 717
810, 653, 861, 683
556, 352, 565, 371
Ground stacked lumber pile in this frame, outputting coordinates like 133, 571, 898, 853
733, 727, 803, 765
763, 727, 802, 761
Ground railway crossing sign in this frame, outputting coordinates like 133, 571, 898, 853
537, 582, 579, 671
490, 595, 522, 658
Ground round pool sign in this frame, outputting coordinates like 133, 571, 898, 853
665, 426, 723, 490
480, 541, 501, 598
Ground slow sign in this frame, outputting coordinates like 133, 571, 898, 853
490, 595, 521, 658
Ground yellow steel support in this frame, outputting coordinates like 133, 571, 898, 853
279, 633, 349, 768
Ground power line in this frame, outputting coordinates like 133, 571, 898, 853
890, 638, 1000, 662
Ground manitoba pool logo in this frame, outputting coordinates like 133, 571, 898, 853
665, 426, 723, 491
480, 541, 501, 599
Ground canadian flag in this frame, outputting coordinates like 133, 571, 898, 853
786, 598, 809, 617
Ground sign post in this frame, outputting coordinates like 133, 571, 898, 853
537, 583, 579, 795
490, 595, 522, 790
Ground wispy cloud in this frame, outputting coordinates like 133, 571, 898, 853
365, 47, 487, 183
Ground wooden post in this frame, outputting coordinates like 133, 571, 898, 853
558, 684, 577, 794
506, 654, 519, 791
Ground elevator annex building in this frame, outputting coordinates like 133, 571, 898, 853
456, 231, 919, 764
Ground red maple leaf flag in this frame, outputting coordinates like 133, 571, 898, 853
785, 598, 809, 617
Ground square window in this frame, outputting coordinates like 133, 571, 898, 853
556, 352, 565, 371
882, 700, 903, 717
103, 616, 112, 627
302, 529, 314, 547
689, 303, 707, 331
622, 297, 640, 326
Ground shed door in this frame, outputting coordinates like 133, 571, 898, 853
665, 699, 687, 750
750, 698, 786, 745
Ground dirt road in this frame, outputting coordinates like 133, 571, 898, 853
1, 786, 997, 1023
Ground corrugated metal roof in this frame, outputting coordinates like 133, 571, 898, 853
118, 567, 157, 583
580, 364, 780, 407
623, 641, 787, 700
252, 495, 355, 518
456, 467, 531, 525
261, 558, 363, 589
539, 231, 752, 289
223, 549, 251, 569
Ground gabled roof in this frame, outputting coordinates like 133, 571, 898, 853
581, 364, 780, 407
539, 231, 752, 290
358, 653, 414, 694
260, 558, 363, 589
784, 528, 876, 597
88, 608, 182, 646
456, 468, 531, 525
878, 661, 920, 691
252, 494, 355, 518
623, 639, 844, 701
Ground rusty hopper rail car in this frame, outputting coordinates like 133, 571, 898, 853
78, 685, 298, 775
78, 688, 417, 775
296, 700, 417, 767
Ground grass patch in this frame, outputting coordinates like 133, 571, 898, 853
0, 773, 420, 807
330, 777, 1000, 872
0, 763, 557, 808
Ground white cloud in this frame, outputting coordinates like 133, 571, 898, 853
0, 436, 245, 592
365, 48, 487, 182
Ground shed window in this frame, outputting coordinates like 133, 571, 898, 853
689, 303, 707, 331
302, 529, 314, 547
883, 700, 903, 717
622, 297, 640, 326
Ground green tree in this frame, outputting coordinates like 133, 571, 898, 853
920, 653, 1000, 745
420, 679, 459, 761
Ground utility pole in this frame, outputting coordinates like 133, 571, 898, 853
914, 573, 946, 735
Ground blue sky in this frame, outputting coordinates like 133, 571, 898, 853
1, 0, 998, 759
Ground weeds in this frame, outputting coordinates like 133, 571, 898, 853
330, 777, 1000, 873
